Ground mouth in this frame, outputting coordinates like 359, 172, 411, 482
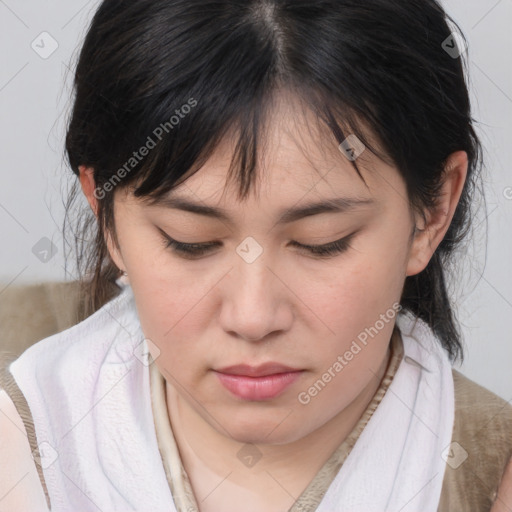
213, 363, 304, 400
215, 362, 301, 377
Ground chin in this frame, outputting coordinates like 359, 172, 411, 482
215, 408, 308, 446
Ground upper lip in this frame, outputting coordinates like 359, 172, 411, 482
215, 362, 302, 377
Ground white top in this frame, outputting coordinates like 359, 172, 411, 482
0, 282, 454, 511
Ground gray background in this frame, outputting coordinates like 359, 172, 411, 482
0, 1, 511, 400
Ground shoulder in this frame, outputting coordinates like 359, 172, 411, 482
0, 388, 49, 511
437, 369, 512, 512
453, 365, 512, 412
452, 368, 512, 444
6, 284, 136, 392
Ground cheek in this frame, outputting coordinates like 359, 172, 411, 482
299, 241, 405, 339
132, 284, 203, 352
295, 263, 400, 424
120, 225, 210, 339
294, 229, 406, 385
128, 266, 219, 375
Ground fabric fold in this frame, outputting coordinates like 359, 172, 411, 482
315, 311, 454, 512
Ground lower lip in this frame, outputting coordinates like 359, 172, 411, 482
214, 371, 303, 401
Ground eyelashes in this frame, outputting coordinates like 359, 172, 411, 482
288, 235, 354, 257
158, 228, 357, 260
161, 236, 221, 258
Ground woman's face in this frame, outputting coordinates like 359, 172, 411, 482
104, 98, 423, 446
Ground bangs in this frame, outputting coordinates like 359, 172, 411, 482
126, 81, 392, 207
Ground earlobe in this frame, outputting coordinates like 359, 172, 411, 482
405, 220, 431, 277
405, 150, 468, 277
79, 165, 99, 217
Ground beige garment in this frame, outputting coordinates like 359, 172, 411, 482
438, 369, 512, 511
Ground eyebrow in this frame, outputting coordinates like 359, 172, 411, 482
150, 194, 376, 225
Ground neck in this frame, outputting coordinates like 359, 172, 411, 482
165, 344, 392, 511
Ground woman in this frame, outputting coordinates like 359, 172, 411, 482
1, 0, 511, 510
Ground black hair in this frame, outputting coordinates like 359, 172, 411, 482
64, 0, 486, 363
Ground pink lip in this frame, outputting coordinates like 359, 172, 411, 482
216, 362, 300, 377
214, 366, 303, 401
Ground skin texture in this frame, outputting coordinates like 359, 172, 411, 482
80, 95, 468, 511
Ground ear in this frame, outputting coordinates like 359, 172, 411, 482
406, 150, 468, 277
79, 165, 99, 217
78, 165, 127, 273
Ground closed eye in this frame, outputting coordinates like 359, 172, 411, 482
288, 234, 355, 257
158, 229, 358, 260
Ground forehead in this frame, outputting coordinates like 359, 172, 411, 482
127, 91, 406, 214
171, 102, 401, 209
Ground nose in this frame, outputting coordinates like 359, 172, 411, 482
218, 253, 293, 343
